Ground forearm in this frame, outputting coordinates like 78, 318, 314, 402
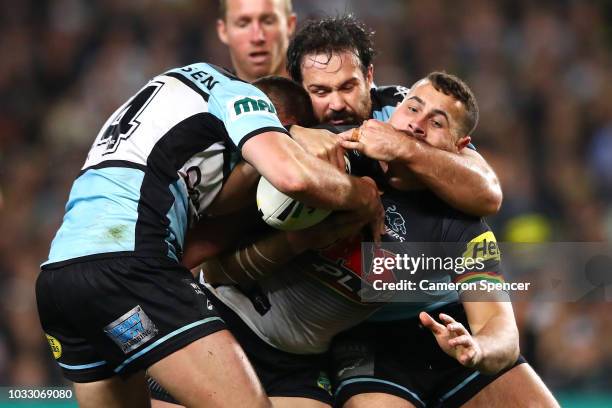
203, 230, 309, 286
472, 314, 519, 374
242, 131, 373, 212
393, 142, 502, 216
288, 153, 372, 211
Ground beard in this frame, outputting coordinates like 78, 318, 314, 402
322, 97, 372, 125
323, 110, 361, 125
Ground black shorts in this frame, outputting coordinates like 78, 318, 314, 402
149, 285, 333, 405
331, 302, 526, 408
36, 256, 226, 383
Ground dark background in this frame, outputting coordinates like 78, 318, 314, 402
0, 0, 610, 404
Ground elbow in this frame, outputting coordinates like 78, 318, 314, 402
500, 325, 521, 373
482, 188, 503, 216
509, 324, 520, 363
474, 176, 503, 216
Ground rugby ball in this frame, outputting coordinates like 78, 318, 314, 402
256, 156, 351, 231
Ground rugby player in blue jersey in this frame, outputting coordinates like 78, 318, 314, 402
35, 62, 384, 408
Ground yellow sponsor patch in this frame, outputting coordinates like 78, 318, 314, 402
462, 231, 501, 263
45, 334, 62, 359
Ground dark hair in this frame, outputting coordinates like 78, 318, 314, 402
426, 71, 479, 136
253, 76, 317, 127
287, 15, 376, 83
218, 0, 292, 20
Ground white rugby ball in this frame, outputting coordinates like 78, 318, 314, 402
256, 155, 351, 231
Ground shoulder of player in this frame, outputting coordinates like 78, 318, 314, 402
370, 84, 410, 107
159, 63, 248, 100
440, 207, 491, 243
386, 189, 487, 242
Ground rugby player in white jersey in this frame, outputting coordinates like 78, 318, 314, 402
36, 61, 384, 408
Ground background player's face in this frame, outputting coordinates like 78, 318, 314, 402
389, 80, 470, 152
217, 0, 296, 82
300, 51, 373, 126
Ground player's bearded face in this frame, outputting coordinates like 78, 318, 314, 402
300, 51, 373, 126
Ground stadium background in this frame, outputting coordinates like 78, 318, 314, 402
0, 0, 610, 406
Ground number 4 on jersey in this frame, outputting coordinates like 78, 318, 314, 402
97, 81, 164, 154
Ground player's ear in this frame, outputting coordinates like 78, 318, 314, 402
287, 13, 297, 36
217, 19, 229, 45
456, 136, 471, 151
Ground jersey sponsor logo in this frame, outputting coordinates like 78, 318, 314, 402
45, 334, 62, 359
462, 231, 500, 263
306, 236, 397, 303
104, 305, 158, 354
228, 96, 277, 120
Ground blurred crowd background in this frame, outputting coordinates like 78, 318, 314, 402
0, 0, 610, 403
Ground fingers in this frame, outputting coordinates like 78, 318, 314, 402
332, 145, 347, 172
339, 139, 365, 152
448, 335, 473, 348
439, 313, 469, 337
419, 312, 446, 335
438, 313, 456, 324
340, 151, 350, 174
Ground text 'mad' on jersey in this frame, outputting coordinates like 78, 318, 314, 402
44, 63, 288, 267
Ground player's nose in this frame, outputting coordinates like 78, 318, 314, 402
328, 92, 346, 111
250, 23, 266, 43
408, 120, 425, 138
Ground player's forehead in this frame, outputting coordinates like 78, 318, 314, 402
402, 80, 465, 120
225, 0, 286, 19
300, 51, 364, 85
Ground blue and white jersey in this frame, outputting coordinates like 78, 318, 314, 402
44, 62, 287, 266
370, 85, 410, 122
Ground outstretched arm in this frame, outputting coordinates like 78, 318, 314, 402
419, 300, 519, 375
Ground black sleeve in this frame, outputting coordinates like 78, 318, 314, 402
442, 216, 504, 285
